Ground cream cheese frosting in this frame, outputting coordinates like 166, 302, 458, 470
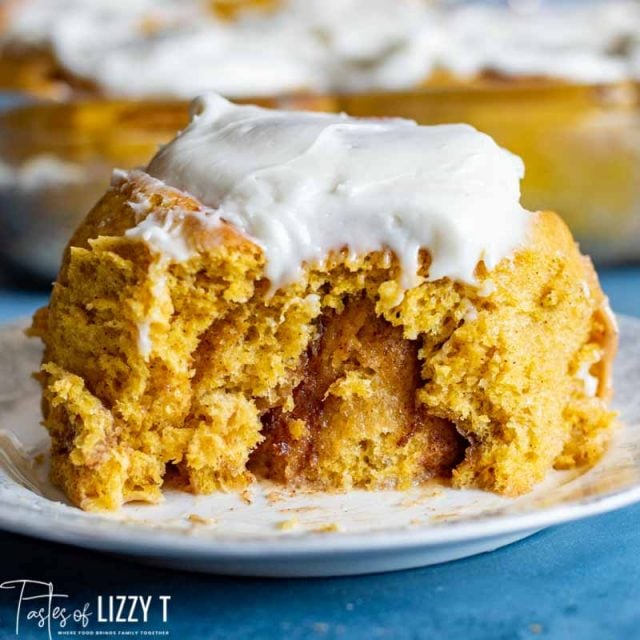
437, 1, 640, 84
51, 0, 438, 98
136, 94, 530, 290
3, 0, 640, 97
1, 0, 204, 50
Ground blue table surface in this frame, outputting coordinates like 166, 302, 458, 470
0, 266, 639, 640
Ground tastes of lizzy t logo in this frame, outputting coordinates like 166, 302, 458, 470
1, 580, 171, 638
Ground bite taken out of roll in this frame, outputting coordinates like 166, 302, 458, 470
30, 94, 617, 511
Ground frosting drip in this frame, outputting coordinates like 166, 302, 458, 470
143, 94, 530, 289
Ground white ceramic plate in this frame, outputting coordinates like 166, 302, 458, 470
1, 317, 639, 577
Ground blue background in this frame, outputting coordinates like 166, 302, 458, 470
0, 268, 639, 639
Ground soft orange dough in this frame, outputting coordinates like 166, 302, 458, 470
30, 172, 617, 511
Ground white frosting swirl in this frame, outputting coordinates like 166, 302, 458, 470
143, 94, 530, 289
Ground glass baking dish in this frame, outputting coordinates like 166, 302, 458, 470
0, 82, 638, 279
0, 99, 189, 277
